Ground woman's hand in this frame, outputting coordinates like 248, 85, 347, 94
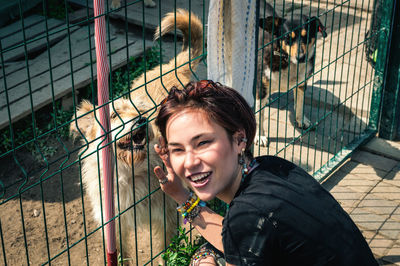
154, 137, 190, 205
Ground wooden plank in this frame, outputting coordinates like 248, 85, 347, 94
67, 0, 209, 33
0, 25, 93, 96
1, 16, 71, 62
2, 26, 148, 101
0, 15, 43, 39
0, 61, 26, 79
0, 25, 152, 129
0, 24, 148, 106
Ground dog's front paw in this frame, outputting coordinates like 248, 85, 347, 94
254, 135, 270, 147
110, 0, 121, 9
295, 116, 314, 130
144, 0, 156, 8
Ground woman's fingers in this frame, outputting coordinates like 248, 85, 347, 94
154, 166, 169, 185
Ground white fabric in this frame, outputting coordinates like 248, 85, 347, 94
207, 0, 257, 107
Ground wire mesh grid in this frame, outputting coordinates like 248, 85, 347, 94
0, 0, 391, 265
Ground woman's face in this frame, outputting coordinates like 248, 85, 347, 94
166, 109, 246, 203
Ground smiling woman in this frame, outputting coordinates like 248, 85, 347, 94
153, 80, 378, 266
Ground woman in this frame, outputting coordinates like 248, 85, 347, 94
153, 80, 377, 266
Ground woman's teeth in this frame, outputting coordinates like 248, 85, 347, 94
191, 172, 210, 182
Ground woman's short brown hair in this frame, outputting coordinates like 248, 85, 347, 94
155, 80, 256, 156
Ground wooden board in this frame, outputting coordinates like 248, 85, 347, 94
67, 0, 209, 33
0, 22, 152, 129
0, 15, 72, 62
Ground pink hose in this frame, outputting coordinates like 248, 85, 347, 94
93, 0, 117, 265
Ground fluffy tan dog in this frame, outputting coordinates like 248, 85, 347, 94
70, 8, 203, 264
129, 8, 204, 108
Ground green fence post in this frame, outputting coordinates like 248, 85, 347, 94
378, 0, 400, 140
368, 0, 396, 131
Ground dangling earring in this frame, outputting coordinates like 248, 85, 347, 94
240, 148, 248, 175
238, 137, 248, 177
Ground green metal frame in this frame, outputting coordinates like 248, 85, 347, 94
0, 0, 397, 265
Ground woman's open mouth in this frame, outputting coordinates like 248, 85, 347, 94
188, 172, 211, 187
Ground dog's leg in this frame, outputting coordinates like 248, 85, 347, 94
294, 86, 312, 129
254, 99, 270, 147
110, 0, 121, 9
144, 0, 156, 8
254, 80, 270, 147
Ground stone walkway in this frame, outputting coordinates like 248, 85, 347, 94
323, 138, 400, 265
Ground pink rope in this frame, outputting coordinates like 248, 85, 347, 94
93, 0, 117, 265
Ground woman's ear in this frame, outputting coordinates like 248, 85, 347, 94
233, 129, 247, 148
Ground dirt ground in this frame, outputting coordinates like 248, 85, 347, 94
0, 138, 168, 265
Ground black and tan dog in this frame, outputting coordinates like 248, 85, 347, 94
255, 3, 327, 146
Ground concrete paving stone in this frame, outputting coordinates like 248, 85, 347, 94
328, 185, 363, 209
371, 193, 400, 204
338, 160, 388, 180
379, 221, 400, 240
383, 166, 400, 186
350, 207, 388, 232
382, 179, 400, 188
337, 174, 379, 193
352, 151, 399, 172
371, 183, 400, 194
380, 244, 400, 266
358, 194, 399, 216
363, 138, 400, 161
361, 229, 379, 242
368, 237, 395, 257
391, 207, 400, 222
329, 185, 366, 207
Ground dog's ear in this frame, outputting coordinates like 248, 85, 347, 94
69, 100, 97, 141
259, 16, 284, 34
312, 16, 327, 38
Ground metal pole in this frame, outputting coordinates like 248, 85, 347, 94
93, 0, 117, 265
379, 0, 400, 140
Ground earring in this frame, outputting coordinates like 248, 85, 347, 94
239, 148, 248, 175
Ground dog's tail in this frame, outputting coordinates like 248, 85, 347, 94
154, 8, 203, 69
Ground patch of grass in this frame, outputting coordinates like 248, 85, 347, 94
0, 101, 73, 159
81, 44, 161, 100
162, 227, 203, 265
31, 0, 74, 20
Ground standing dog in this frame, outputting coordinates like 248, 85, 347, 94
70, 9, 203, 264
255, 3, 327, 146
111, 0, 156, 9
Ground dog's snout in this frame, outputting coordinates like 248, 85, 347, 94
132, 127, 146, 143
137, 117, 147, 125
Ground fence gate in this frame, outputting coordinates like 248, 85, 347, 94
254, 0, 395, 181
0, 0, 395, 265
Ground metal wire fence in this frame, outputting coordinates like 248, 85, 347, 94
0, 0, 395, 265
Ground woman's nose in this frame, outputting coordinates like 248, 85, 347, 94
184, 151, 200, 169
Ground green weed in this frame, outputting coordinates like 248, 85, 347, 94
162, 227, 203, 265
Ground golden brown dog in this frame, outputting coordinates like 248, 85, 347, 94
70, 8, 203, 264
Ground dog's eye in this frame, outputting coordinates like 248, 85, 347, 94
283, 34, 291, 43
110, 112, 118, 119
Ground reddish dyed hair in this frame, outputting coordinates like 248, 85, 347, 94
155, 80, 256, 157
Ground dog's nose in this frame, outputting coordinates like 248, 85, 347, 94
132, 126, 146, 143
137, 117, 147, 125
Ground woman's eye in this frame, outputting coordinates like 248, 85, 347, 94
171, 148, 184, 153
198, 140, 211, 146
